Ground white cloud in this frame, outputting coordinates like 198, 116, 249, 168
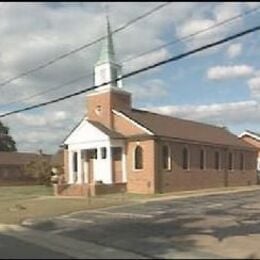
0, 2, 257, 153
207, 65, 254, 80
227, 43, 242, 58
123, 48, 169, 74
246, 2, 260, 8
149, 100, 260, 126
126, 79, 168, 101
175, 2, 244, 50
248, 76, 260, 98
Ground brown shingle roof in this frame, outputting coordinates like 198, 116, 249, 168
0, 152, 51, 166
118, 109, 255, 150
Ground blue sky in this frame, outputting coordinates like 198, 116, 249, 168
0, 2, 259, 153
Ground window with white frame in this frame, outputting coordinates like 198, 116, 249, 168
134, 145, 143, 170
162, 145, 171, 170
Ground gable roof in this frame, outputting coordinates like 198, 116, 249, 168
118, 108, 255, 149
0, 152, 51, 166
63, 117, 124, 145
240, 130, 260, 141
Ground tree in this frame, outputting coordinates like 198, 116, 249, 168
24, 152, 52, 186
0, 121, 17, 151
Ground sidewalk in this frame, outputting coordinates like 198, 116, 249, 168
139, 185, 260, 203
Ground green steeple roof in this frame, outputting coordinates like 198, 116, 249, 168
96, 16, 117, 66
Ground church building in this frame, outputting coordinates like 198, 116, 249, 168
57, 19, 258, 196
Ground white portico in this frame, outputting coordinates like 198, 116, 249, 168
64, 119, 127, 185
62, 16, 128, 191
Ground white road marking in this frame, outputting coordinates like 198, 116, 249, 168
206, 203, 223, 208
55, 216, 94, 224
90, 210, 153, 219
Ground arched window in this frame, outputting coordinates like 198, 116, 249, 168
162, 145, 171, 170
134, 145, 143, 170
239, 153, 245, 171
200, 149, 206, 170
228, 152, 233, 170
215, 151, 220, 170
182, 147, 189, 170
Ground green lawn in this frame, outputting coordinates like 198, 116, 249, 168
0, 185, 53, 202
0, 185, 151, 225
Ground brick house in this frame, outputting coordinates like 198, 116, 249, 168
0, 151, 51, 185
58, 19, 258, 196
239, 130, 260, 172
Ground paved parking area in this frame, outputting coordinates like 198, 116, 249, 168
20, 189, 260, 259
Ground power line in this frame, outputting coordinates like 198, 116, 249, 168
0, 2, 171, 89
0, 24, 259, 118
2, 4, 259, 109
123, 5, 260, 64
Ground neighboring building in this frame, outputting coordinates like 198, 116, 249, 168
58, 18, 258, 196
239, 130, 260, 172
0, 151, 51, 185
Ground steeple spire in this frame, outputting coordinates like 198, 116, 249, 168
96, 15, 116, 66
94, 14, 122, 89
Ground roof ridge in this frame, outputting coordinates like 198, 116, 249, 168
130, 108, 230, 131
246, 129, 260, 137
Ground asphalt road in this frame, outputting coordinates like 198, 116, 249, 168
1, 190, 260, 259
0, 233, 71, 259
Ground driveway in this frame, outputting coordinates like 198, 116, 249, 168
1, 189, 260, 259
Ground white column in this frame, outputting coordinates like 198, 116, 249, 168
77, 150, 83, 184
122, 146, 127, 183
107, 146, 113, 184
68, 150, 74, 184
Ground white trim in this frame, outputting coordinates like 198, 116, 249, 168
112, 110, 154, 135
76, 150, 83, 184
239, 131, 260, 141
122, 146, 127, 182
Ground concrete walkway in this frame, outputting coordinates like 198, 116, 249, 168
140, 185, 260, 203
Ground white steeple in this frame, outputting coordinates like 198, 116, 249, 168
94, 16, 122, 89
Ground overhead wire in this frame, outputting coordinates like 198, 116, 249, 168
0, 2, 172, 89
0, 24, 259, 118
1, 4, 259, 109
